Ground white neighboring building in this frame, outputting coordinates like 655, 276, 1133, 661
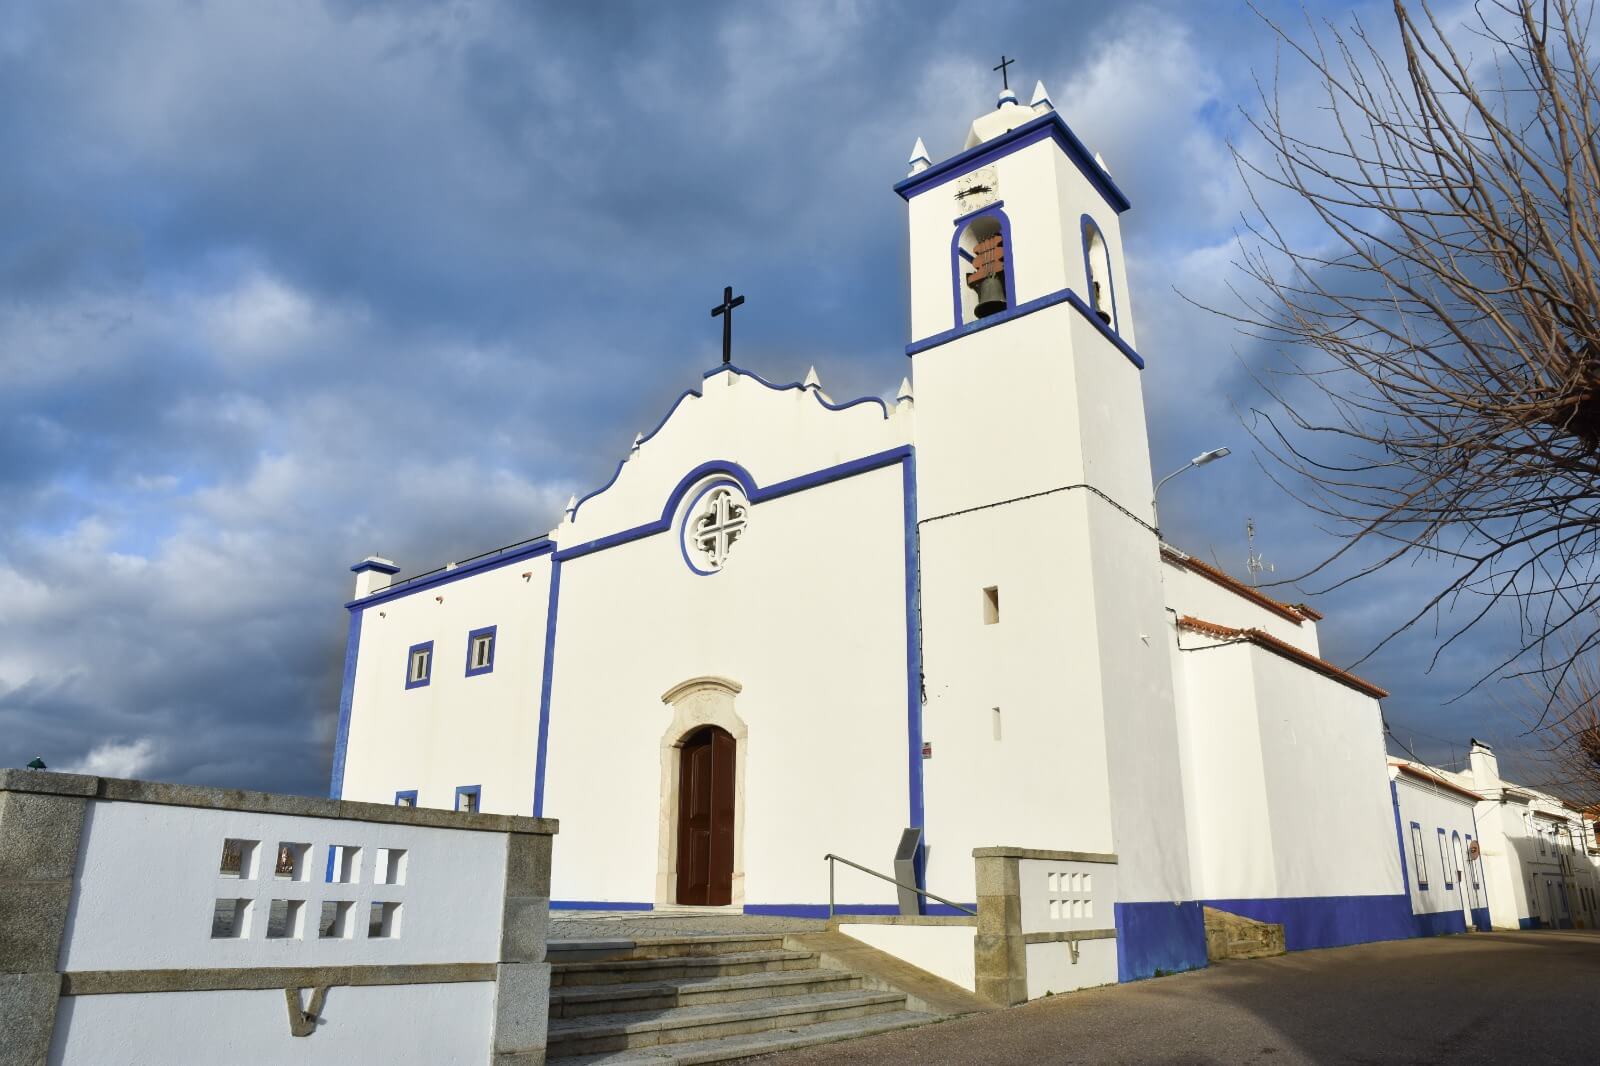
1427, 740, 1600, 930
331, 82, 1412, 980
1388, 759, 1490, 935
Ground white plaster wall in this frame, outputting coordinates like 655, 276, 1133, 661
1049, 139, 1137, 351
837, 924, 975, 992
1161, 559, 1319, 655
1474, 800, 1532, 928
1174, 643, 1276, 898
1068, 315, 1192, 907
917, 490, 1115, 903
341, 552, 552, 816
1024, 940, 1117, 998
1392, 773, 1484, 918
544, 465, 911, 907
61, 800, 506, 970
50, 982, 493, 1066
1251, 651, 1401, 899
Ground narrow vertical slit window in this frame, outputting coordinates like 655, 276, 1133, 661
992, 706, 1002, 741
405, 640, 434, 689
465, 625, 497, 677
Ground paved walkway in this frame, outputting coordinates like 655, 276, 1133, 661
746, 929, 1600, 1065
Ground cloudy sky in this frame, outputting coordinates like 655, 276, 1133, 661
0, 0, 1545, 796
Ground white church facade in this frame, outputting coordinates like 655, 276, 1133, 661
331, 83, 1423, 980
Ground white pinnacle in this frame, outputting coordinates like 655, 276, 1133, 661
803, 366, 821, 390
896, 377, 914, 403
908, 137, 931, 176
1094, 151, 1111, 175
564, 495, 577, 515
632, 432, 644, 448
1031, 80, 1053, 111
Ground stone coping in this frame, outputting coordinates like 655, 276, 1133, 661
829, 915, 976, 928
1021, 928, 1116, 945
0, 769, 558, 837
63, 963, 496, 996
971, 846, 1117, 864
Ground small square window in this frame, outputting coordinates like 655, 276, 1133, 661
318, 900, 354, 940
376, 848, 408, 886
368, 901, 402, 939
326, 844, 362, 885
455, 786, 481, 814
219, 839, 260, 880
982, 586, 1000, 625
211, 898, 252, 939
405, 641, 434, 689
265, 899, 305, 940
273, 842, 310, 881
465, 625, 497, 677
395, 790, 418, 808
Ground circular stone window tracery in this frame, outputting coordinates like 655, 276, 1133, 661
680, 481, 750, 575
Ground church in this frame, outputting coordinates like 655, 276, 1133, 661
328, 78, 1411, 981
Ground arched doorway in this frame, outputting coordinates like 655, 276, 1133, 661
676, 726, 736, 906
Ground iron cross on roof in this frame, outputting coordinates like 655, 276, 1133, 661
993, 54, 1016, 91
711, 285, 745, 366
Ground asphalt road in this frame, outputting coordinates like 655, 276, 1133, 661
753, 929, 1600, 1065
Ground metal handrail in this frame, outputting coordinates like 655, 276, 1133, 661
822, 853, 977, 918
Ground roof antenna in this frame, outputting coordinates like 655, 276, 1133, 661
1245, 518, 1274, 586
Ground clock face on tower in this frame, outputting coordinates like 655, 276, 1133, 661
953, 166, 999, 213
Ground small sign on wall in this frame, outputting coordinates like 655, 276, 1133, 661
921, 742, 933, 760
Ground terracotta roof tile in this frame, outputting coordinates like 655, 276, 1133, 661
1161, 546, 1314, 625
1176, 615, 1389, 699
1388, 759, 1484, 803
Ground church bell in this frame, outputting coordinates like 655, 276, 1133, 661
966, 234, 1007, 318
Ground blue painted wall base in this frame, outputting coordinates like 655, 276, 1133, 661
1114, 901, 1208, 981
1412, 909, 1466, 937
1471, 907, 1491, 932
1202, 893, 1415, 951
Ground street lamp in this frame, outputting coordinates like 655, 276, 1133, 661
1152, 447, 1231, 532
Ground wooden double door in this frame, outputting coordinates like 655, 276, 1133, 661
676, 726, 735, 906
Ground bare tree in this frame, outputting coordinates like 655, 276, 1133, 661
1220, 0, 1600, 696
1518, 641, 1600, 808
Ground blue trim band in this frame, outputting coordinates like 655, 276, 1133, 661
532, 557, 562, 818
348, 540, 554, 610
465, 624, 497, 677
350, 559, 401, 575
551, 901, 654, 912
902, 451, 926, 907
1471, 906, 1492, 932
905, 287, 1146, 370
569, 364, 892, 523
1114, 901, 1207, 981
1201, 894, 1416, 952
556, 447, 912, 564
1389, 783, 1412, 897
1413, 909, 1467, 937
892, 111, 1132, 213
327, 609, 363, 799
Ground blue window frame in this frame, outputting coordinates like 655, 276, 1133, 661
394, 790, 418, 808
1410, 822, 1429, 889
405, 640, 434, 689
465, 625, 497, 677
454, 785, 482, 814
1438, 828, 1453, 889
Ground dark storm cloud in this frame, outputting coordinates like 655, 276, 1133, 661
0, 0, 1517, 794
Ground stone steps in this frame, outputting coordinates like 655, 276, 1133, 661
547, 988, 908, 1058
546, 932, 937, 1063
550, 1009, 936, 1064
552, 949, 820, 987
550, 968, 863, 1018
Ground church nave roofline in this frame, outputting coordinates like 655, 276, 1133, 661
1176, 615, 1388, 699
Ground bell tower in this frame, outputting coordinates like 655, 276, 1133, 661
904, 77, 1203, 975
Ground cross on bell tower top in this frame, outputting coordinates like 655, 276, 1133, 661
993, 55, 1015, 91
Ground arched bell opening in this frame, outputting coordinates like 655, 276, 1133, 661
952, 209, 1014, 327
1081, 215, 1117, 330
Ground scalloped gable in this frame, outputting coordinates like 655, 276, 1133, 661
557, 365, 912, 543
